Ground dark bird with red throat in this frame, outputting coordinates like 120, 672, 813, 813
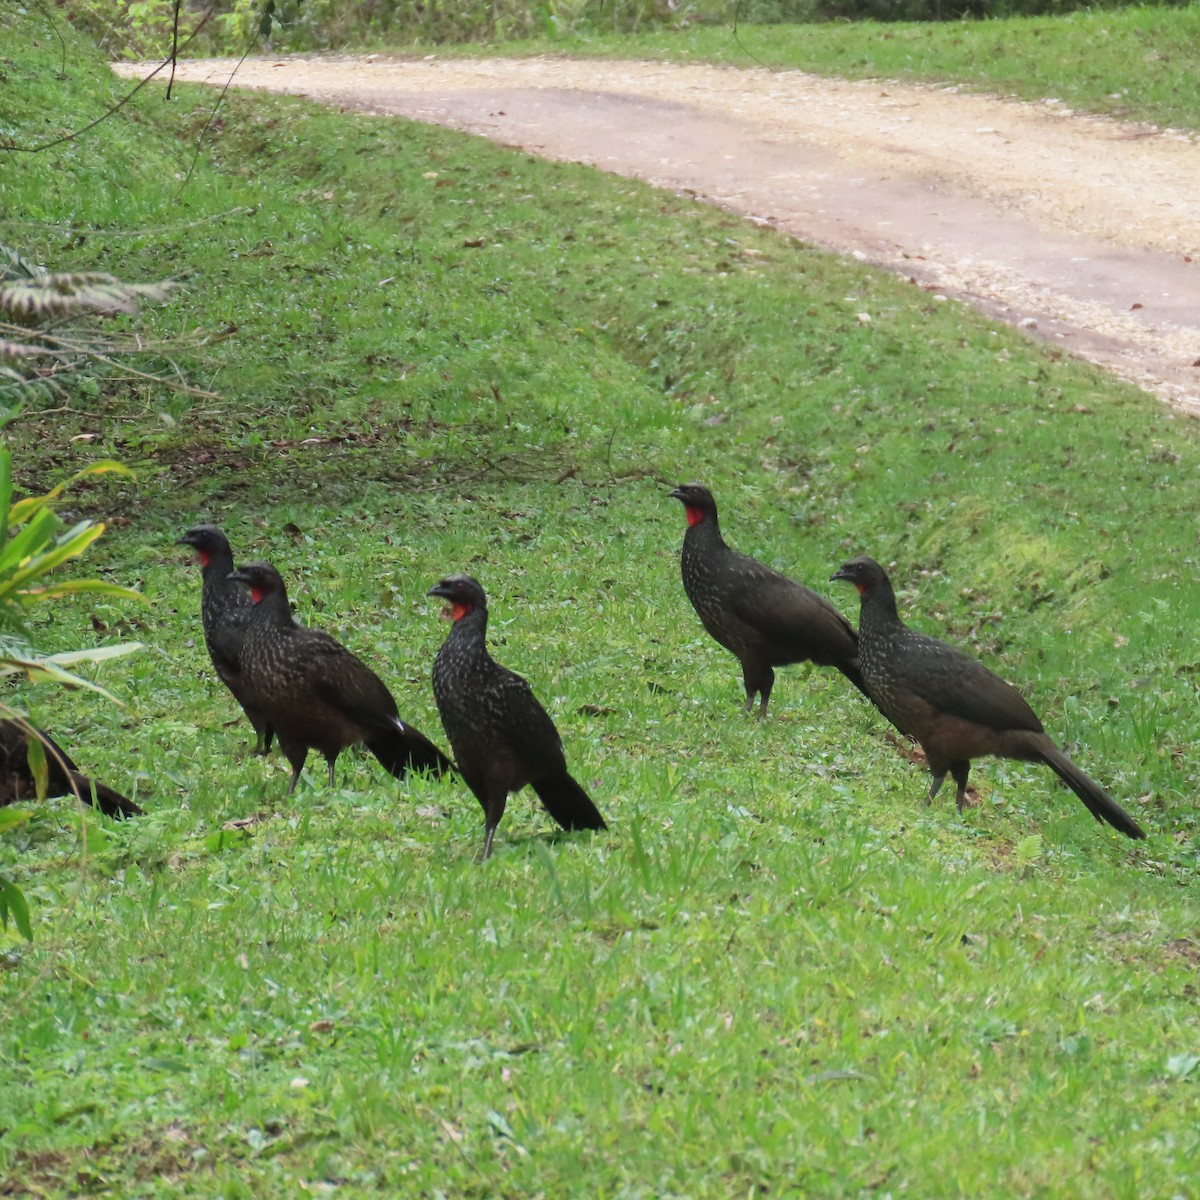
177, 524, 274, 756
227, 561, 453, 794
668, 483, 868, 718
428, 574, 607, 860
0, 719, 141, 819
831, 555, 1145, 840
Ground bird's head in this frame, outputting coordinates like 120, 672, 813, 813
830, 556, 887, 597
428, 574, 487, 623
176, 524, 231, 569
228, 560, 285, 605
668, 483, 718, 528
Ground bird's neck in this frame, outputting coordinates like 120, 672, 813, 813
683, 513, 725, 552
250, 588, 295, 628
858, 578, 903, 638
199, 547, 235, 588
448, 604, 489, 650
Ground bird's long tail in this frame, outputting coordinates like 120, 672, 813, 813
65, 771, 143, 819
531, 772, 608, 832
8, 722, 142, 819
1039, 746, 1145, 840
367, 718, 456, 779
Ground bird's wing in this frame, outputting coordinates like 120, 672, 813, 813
892, 630, 1045, 734
492, 668, 567, 762
300, 632, 400, 724
207, 606, 249, 674
729, 569, 857, 649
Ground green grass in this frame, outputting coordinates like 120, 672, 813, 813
4, 7, 1200, 1196
433, 5, 1200, 131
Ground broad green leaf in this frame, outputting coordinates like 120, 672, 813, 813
6, 521, 105, 587
40, 642, 142, 667
0, 647, 138, 701
0, 878, 32, 941
20, 579, 144, 604
24, 728, 48, 801
0, 507, 61, 579
7, 460, 135, 525
0, 446, 10, 547
0, 806, 33, 834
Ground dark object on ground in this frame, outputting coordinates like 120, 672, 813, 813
669, 483, 868, 718
831, 555, 1145, 840
177, 524, 274, 755
227, 561, 453, 794
0, 719, 141, 818
429, 574, 607, 860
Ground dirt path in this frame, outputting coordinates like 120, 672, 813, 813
118, 55, 1200, 413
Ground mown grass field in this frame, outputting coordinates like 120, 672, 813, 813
3, 6, 1200, 1197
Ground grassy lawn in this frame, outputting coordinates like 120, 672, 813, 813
3, 7, 1200, 1196
439, 5, 1200, 132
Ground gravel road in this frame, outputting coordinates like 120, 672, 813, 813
115, 54, 1200, 413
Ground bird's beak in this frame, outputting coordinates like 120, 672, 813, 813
427, 583, 455, 621
668, 487, 685, 501
830, 566, 852, 583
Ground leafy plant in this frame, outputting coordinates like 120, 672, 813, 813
0, 445, 141, 940
0, 806, 33, 940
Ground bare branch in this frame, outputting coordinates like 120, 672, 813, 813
2, 7, 213, 155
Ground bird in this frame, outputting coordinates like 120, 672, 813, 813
668, 483, 869, 718
226, 561, 454, 794
177, 524, 274, 756
830, 555, 1145, 840
0, 719, 141, 819
428, 574, 607, 860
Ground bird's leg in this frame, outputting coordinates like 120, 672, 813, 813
758, 667, 775, 721
253, 723, 275, 757
286, 765, 303, 795
743, 665, 773, 720
326, 758, 337, 789
479, 793, 508, 862
926, 770, 947, 806
951, 762, 972, 813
